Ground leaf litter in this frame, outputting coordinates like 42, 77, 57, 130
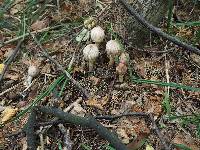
0, 0, 200, 149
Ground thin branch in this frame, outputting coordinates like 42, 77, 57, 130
119, 0, 200, 55
149, 114, 170, 150
23, 109, 37, 150
0, 39, 23, 85
35, 106, 128, 150
31, 34, 90, 99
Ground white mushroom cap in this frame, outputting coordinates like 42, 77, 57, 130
83, 44, 99, 61
90, 26, 105, 44
106, 40, 121, 55
28, 65, 39, 77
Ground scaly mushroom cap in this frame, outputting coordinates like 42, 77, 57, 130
90, 26, 105, 43
28, 65, 39, 77
83, 44, 99, 61
116, 63, 127, 75
106, 40, 121, 55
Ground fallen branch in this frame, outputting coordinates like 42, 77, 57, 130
7, 111, 170, 150
23, 109, 37, 150
35, 106, 128, 150
119, 0, 200, 55
0, 39, 23, 86
31, 34, 90, 99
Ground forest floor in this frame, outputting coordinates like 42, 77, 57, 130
0, 0, 200, 150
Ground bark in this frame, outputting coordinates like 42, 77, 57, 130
125, 0, 168, 47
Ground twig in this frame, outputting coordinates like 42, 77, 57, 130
94, 112, 148, 120
119, 0, 200, 55
148, 114, 170, 150
35, 106, 128, 150
0, 39, 23, 85
31, 34, 90, 99
23, 109, 37, 150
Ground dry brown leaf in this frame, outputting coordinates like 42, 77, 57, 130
71, 103, 86, 117
31, 20, 48, 31
101, 94, 109, 106
116, 128, 129, 144
1, 107, 18, 123
10, 0, 24, 15
5, 74, 20, 81
191, 53, 200, 66
127, 133, 149, 150
173, 132, 199, 150
144, 95, 162, 116
86, 97, 103, 110
90, 76, 100, 85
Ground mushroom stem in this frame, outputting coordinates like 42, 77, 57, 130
89, 59, 95, 72
27, 75, 33, 86
108, 54, 115, 67
118, 74, 124, 82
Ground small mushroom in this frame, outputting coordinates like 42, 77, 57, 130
83, 44, 99, 71
106, 40, 121, 67
116, 63, 127, 82
90, 26, 105, 46
119, 52, 129, 65
84, 17, 96, 29
27, 65, 39, 85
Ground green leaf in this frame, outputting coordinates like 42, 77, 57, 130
167, 0, 173, 32
76, 28, 90, 42
80, 144, 92, 150
173, 143, 192, 150
101, 144, 116, 150
162, 91, 171, 115
173, 21, 200, 27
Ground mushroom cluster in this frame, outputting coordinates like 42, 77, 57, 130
82, 20, 130, 82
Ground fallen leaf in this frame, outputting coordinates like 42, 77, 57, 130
190, 53, 200, 66
71, 103, 86, 117
5, 74, 20, 80
101, 94, 109, 106
146, 144, 154, 150
75, 28, 90, 42
172, 132, 199, 150
1, 107, 18, 123
90, 76, 100, 85
31, 20, 48, 31
0, 64, 5, 74
116, 128, 129, 144
127, 133, 148, 150
86, 97, 103, 110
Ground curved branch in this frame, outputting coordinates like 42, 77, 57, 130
35, 106, 127, 150
119, 0, 200, 55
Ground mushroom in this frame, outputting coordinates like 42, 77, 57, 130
119, 52, 129, 65
84, 17, 96, 29
83, 44, 99, 71
90, 26, 105, 46
106, 40, 121, 67
116, 63, 127, 82
27, 65, 39, 85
